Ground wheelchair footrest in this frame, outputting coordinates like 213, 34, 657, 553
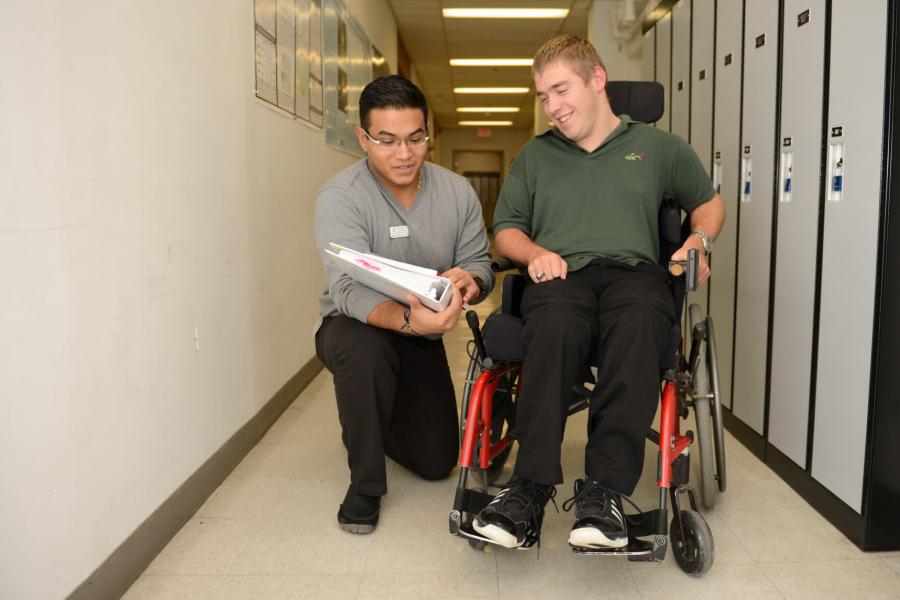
452, 487, 494, 516
571, 535, 667, 562
450, 514, 536, 550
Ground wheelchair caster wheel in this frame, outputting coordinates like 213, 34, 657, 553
670, 509, 714, 576
468, 539, 487, 552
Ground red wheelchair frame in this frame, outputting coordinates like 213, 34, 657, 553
449, 249, 722, 576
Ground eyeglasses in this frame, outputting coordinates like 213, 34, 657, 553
361, 129, 430, 149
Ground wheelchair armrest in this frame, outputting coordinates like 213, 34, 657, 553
491, 257, 518, 273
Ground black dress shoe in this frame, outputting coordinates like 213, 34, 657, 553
337, 487, 380, 534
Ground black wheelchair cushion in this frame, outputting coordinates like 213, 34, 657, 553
482, 313, 526, 362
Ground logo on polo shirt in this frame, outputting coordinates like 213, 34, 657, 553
625, 152, 647, 161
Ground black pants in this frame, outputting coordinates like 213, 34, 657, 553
315, 315, 459, 497
513, 259, 676, 495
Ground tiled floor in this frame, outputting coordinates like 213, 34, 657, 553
124, 285, 900, 599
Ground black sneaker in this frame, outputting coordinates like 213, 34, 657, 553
337, 487, 380, 534
473, 479, 556, 548
562, 479, 628, 549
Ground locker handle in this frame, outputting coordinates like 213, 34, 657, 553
741, 154, 752, 202
712, 156, 722, 194
827, 141, 845, 202
779, 149, 793, 203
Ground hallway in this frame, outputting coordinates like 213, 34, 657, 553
123, 287, 900, 599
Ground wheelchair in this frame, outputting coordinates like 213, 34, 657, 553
447, 82, 727, 576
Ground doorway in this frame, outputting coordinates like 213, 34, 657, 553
453, 150, 504, 232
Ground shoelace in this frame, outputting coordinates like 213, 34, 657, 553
562, 480, 644, 527
494, 481, 558, 516
492, 481, 559, 550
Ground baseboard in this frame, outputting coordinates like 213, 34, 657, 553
721, 406, 766, 460
67, 357, 323, 600
765, 442, 868, 549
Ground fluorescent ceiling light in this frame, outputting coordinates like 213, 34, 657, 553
454, 87, 530, 94
443, 8, 569, 19
457, 107, 520, 113
450, 58, 533, 67
458, 120, 515, 126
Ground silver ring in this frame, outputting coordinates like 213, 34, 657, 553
536, 272, 546, 280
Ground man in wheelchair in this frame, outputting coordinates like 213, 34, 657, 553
472, 35, 725, 550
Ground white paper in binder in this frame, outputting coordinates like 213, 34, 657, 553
325, 243, 453, 312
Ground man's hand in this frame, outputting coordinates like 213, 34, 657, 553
406, 285, 464, 335
441, 267, 480, 303
671, 236, 710, 285
527, 247, 568, 283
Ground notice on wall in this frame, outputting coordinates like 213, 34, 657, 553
276, 0, 296, 111
254, 0, 324, 127
323, 0, 374, 156
308, 0, 324, 126
254, 29, 277, 105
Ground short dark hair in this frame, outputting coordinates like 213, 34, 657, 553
359, 75, 429, 132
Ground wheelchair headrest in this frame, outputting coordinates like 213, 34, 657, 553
606, 81, 665, 124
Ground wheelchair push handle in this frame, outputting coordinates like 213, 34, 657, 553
668, 248, 699, 293
466, 310, 493, 369
491, 257, 516, 273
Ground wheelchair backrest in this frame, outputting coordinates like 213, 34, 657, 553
605, 81, 665, 124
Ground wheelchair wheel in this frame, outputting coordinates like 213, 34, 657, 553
670, 509, 714, 576
688, 304, 717, 509
705, 316, 727, 493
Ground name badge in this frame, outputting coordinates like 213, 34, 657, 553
389, 225, 409, 239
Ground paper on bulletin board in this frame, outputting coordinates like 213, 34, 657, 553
254, 28, 278, 105
276, 0, 296, 111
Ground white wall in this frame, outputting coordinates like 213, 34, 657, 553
436, 128, 533, 179
0, 1, 395, 598
588, 0, 644, 81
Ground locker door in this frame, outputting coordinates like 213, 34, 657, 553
642, 28, 656, 83
709, 0, 743, 411
812, 0, 888, 512
768, 1, 827, 468
655, 13, 673, 132
731, 0, 779, 435
688, 0, 715, 319
671, 0, 691, 142
690, 0, 714, 174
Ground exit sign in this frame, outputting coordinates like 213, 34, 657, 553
476, 127, 492, 138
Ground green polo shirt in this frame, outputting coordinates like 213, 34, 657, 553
493, 115, 716, 270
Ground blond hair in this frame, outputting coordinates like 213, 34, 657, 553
532, 34, 607, 82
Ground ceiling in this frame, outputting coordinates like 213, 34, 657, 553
387, 0, 595, 130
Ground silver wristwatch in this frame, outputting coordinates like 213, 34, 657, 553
692, 230, 713, 255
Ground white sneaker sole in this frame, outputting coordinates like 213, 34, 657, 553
473, 520, 522, 549
569, 527, 628, 549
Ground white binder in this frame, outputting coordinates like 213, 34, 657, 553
325, 243, 453, 312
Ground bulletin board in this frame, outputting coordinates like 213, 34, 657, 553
322, 0, 374, 157
254, 0, 324, 127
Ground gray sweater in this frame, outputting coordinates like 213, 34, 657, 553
315, 159, 494, 326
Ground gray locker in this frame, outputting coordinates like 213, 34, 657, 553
642, 28, 655, 83
689, 0, 714, 174
767, 2, 827, 469
655, 13, 673, 132
670, 0, 691, 142
731, 0, 779, 435
812, 0, 888, 512
688, 0, 714, 320
709, 0, 742, 411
